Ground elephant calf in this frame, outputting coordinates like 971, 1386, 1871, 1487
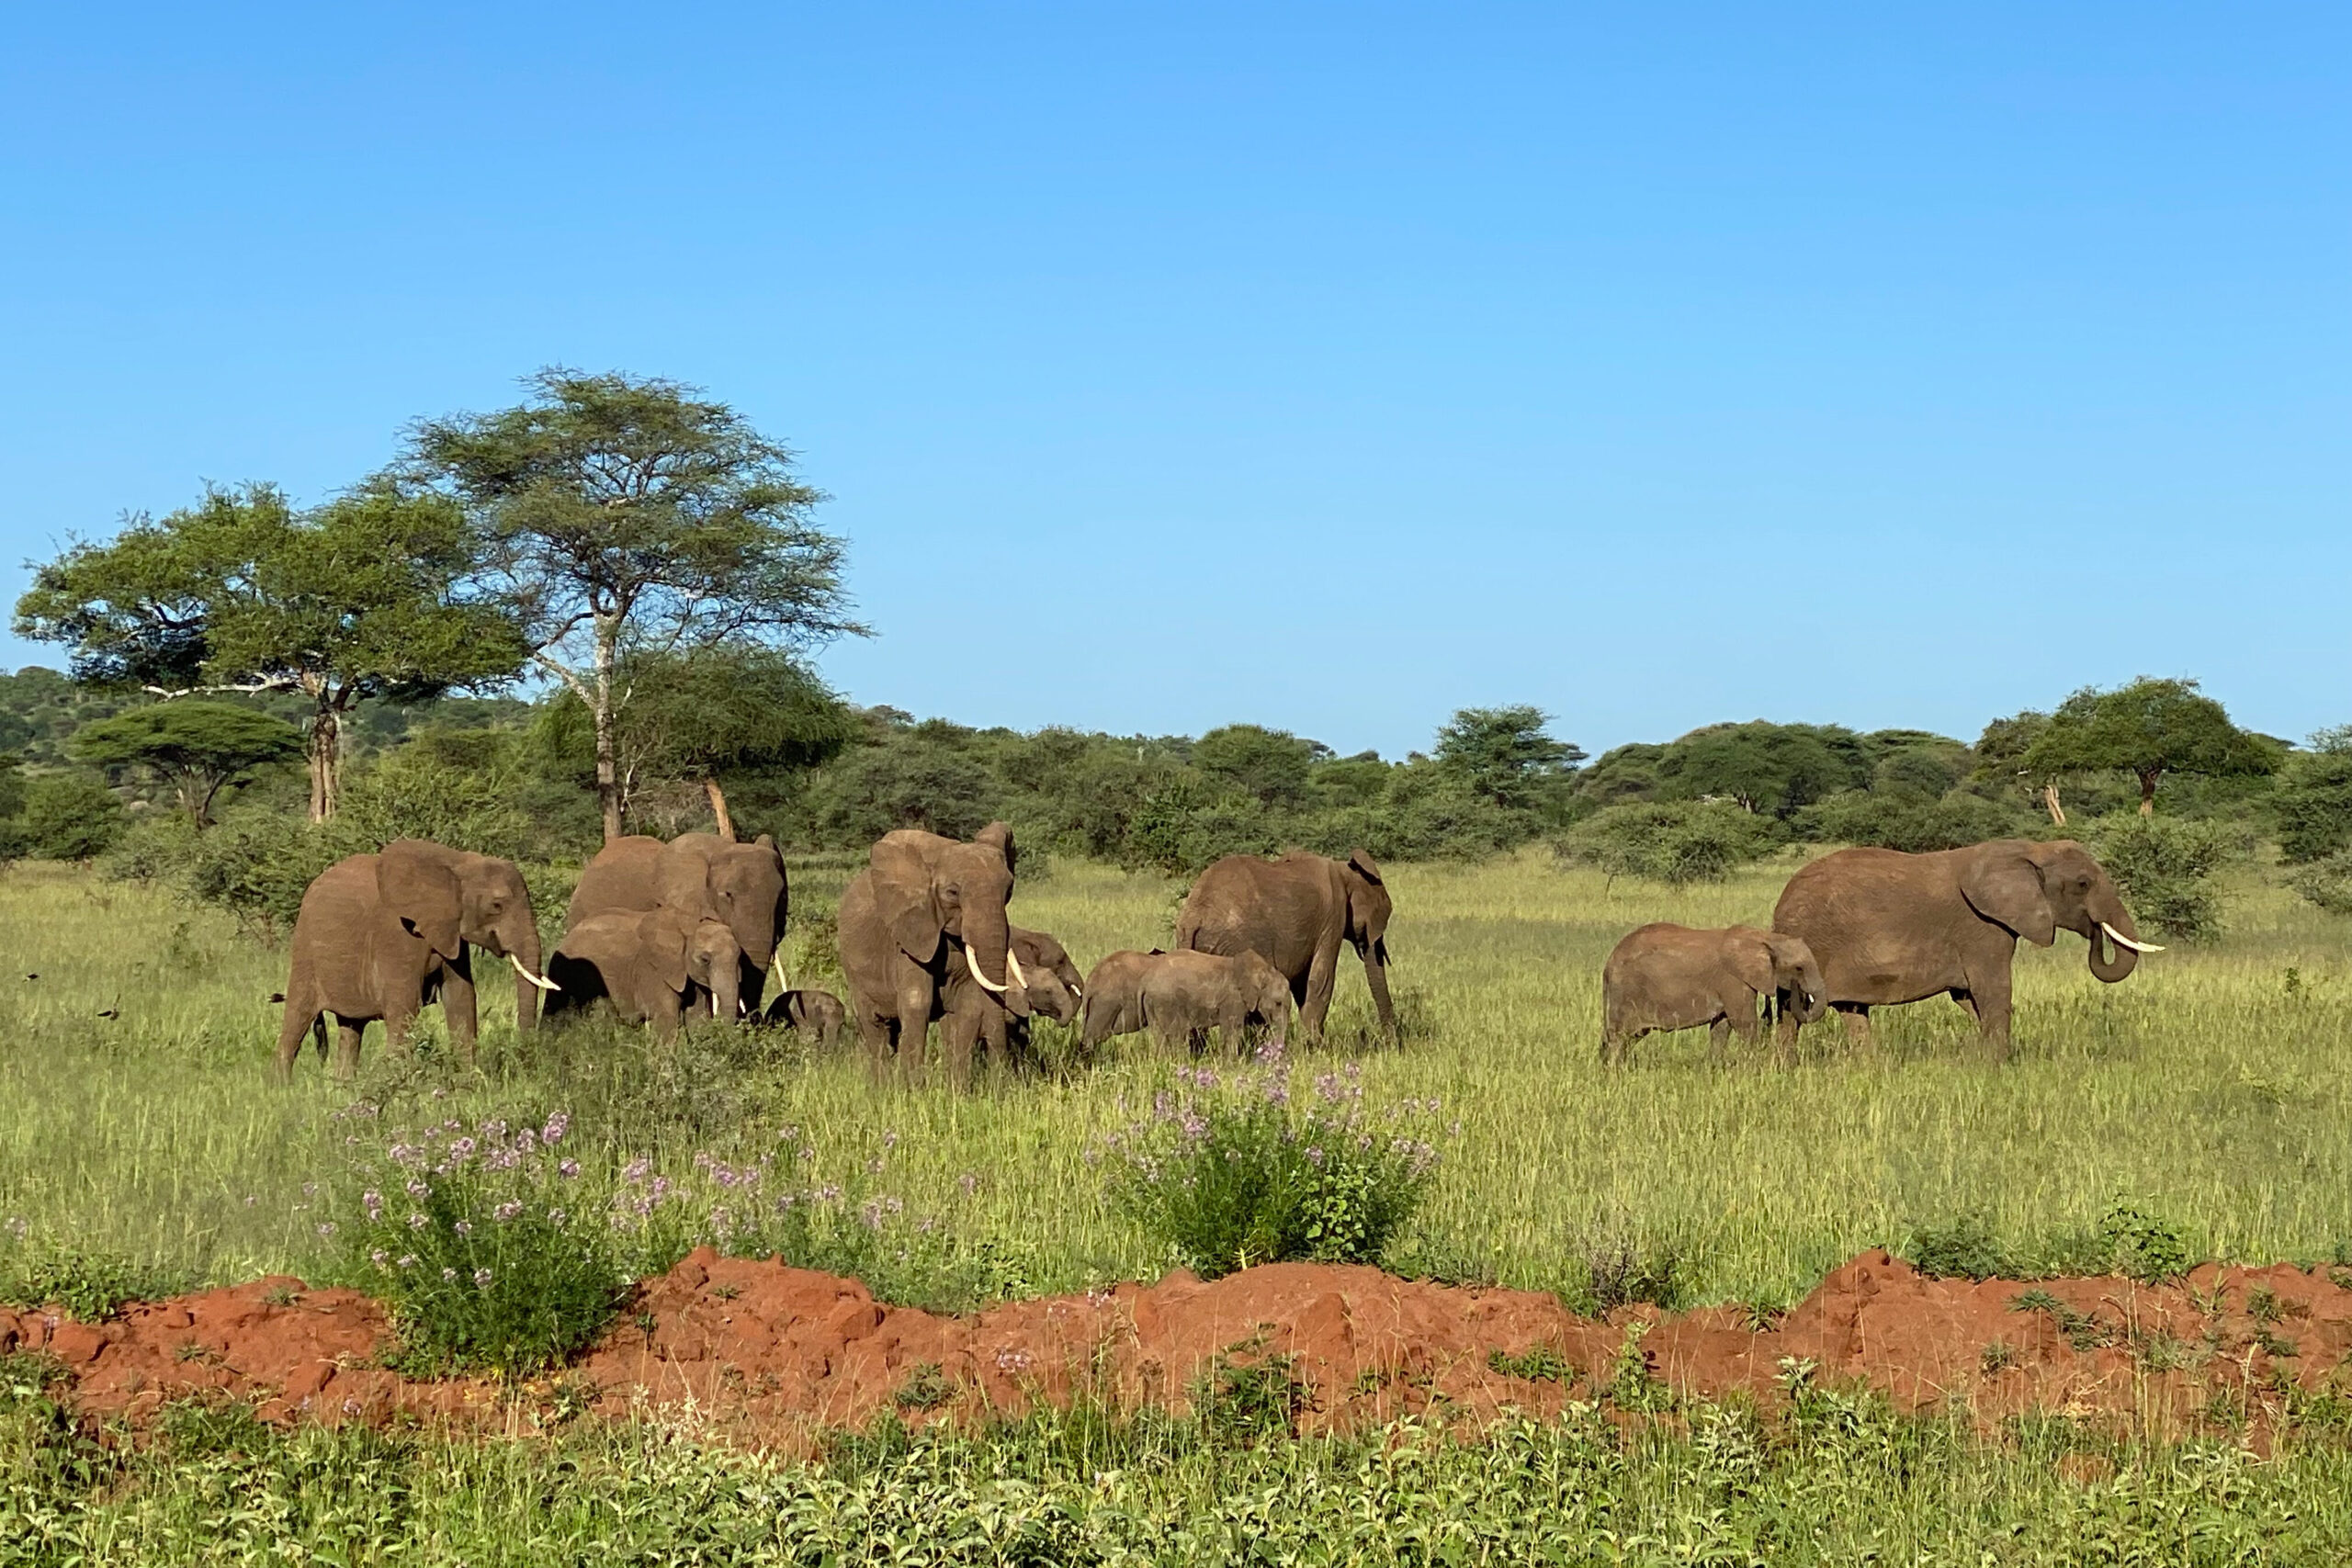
763, 987, 847, 1049
936, 926, 1085, 1087
546, 908, 743, 1042
1600, 924, 1826, 1065
1080, 949, 1291, 1057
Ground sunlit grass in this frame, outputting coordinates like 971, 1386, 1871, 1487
3, 847, 2349, 1305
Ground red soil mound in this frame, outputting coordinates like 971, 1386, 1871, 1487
6, 1250, 2346, 1449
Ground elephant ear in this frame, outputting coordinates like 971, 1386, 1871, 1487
870, 834, 945, 961
1345, 849, 1385, 886
1961, 845, 2058, 946
638, 910, 693, 993
378, 840, 463, 962
1725, 931, 1777, 996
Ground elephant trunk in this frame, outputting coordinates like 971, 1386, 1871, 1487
962, 908, 1028, 1014
2086, 904, 2142, 984
1795, 971, 1828, 1025
710, 962, 741, 1032
1363, 937, 1397, 1037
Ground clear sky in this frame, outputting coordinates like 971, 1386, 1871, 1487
3, 4, 2344, 759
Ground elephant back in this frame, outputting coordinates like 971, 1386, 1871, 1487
566, 837, 667, 931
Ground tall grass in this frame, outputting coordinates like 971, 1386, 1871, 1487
3, 848, 2349, 1307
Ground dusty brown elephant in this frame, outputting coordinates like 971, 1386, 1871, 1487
1080, 948, 1292, 1056
936, 926, 1085, 1084
1600, 923, 1826, 1065
545, 908, 743, 1042
837, 822, 1023, 1083
568, 832, 787, 1014
1174, 849, 1394, 1039
276, 839, 557, 1079
763, 987, 847, 1048
1771, 838, 2160, 1057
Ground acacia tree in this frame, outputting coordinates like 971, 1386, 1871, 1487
67, 700, 302, 826
1974, 710, 2066, 824
2021, 677, 2279, 816
14, 482, 524, 819
1432, 705, 1585, 815
405, 370, 862, 840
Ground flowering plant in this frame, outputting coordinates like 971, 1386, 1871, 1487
1099, 1053, 1450, 1279
338, 1111, 623, 1375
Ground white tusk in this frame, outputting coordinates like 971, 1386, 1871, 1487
508, 952, 561, 991
1005, 946, 1029, 988
2100, 921, 2164, 954
966, 948, 1008, 993
1068, 979, 1082, 998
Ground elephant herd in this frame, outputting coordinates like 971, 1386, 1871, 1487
1601, 838, 2161, 1064
274, 825, 2155, 1082
273, 824, 1398, 1085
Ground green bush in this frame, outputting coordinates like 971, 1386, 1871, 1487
0, 1228, 187, 1320
2084, 813, 2247, 943
1554, 799, 1781, 886
1903, 1213, 2014, 1281
341, 1111, 626, 1376
1101, 1060, 1449, 1279
1794, 788, 2032, 852
2287, 852, 2352, 918
17, 773, 124, 861
2275, 749, 2352, 864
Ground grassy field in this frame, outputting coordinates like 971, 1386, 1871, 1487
4, 845, 2349, 1309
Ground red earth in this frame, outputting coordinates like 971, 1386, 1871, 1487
6, 1250, 2347, 1450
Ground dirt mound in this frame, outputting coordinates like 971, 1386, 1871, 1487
6, 1251, 2346, 1449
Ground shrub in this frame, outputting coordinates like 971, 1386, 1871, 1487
1903, 1213, 2014, 1281
1562, 1211, 1692, 1314
1793, 789, 2031, 852
17, 773, 124, 860
2270, 748, 2352, 864
1554, 800, 1780, 886
2288, 852, 2352, 918
340, 1111, 625, 1376
1100, 1058, 1449, 1279
0, 1228, 186, 1320
2085, 812, 2246, 943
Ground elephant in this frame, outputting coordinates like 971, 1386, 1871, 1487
276, 839, 555, 1080
567, 832, 787, 1015
1080, 948, 1292, 1057
936, 925, 1085, 1084
545, 907, 743, 1042
1770, 838, 2160, 1056
837, 822, 1023, 1084
1600, 923, 1826, 1065
1174, 849, 1394, 1039
763, 987, 847, 1048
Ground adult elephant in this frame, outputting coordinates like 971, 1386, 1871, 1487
837, 822, 1023, 1080
1771, 838, 2161, 1057
1174, 849, 1395, 1039
937, 926, 1085, 1086
567, 832, 787, 1014
277, 839, 557, 1079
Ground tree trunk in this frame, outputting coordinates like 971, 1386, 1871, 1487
2041, 783, 2065, 827
2138, 770, 2159, 816
593, 621, 622, 842
703, 776, 736, 841
308, 705, 340, 823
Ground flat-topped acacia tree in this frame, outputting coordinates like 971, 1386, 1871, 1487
2020, 677, 2280, 818
404, 369, 864, 841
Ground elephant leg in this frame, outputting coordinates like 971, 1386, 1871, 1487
1772, 1003, 1803, 1066
382, 998, 416, 1058
1962, 969, 2015, 1060
1728, 990, 1764, 1046
1708, 1016, 1732, 1066
276, 990, 321, 1081
442, 958, 480, 1066
1301, 946, 1340, 1040
311, 1015, 329, 1064
333, 1020, 366, 1080
940, 1010, 980, 1091
649, 989, 683, 1043
894, 976, 933, 1078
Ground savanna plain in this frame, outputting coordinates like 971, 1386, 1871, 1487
7, 849, 2352, 1563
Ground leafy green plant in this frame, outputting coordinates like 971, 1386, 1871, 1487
2009, 1290, 2111, 1351
2097, 1198, 2193, 1283
1565, 1213, 1692, 1314
340, 1111, 626, 1376
1190, 1341, 1310, 1443
1487, 1344, 1577, 1384
1903, 1212, 2015, 1281
1554, 799, 1781, 886
0, 1232, 184, 1321
2085, 813, 2249, 943
1101, 1059, 1447, 1279
2287, 852, 2352, 918
892, 1363, 956, 1411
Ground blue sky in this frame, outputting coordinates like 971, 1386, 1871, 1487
3, 4, 2344, 758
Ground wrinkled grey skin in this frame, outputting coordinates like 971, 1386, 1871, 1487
1080, 948, 1292, 1057
277, 839, 545, 1080
937, 926, 1086, 1085
1771, 838, 2147, 1058
1175, 849, 1394, 1039
546, 908, 742, 1042
1600, 923, 1826, 1066
763, 987, 847, 1048
837, 822, 1022, 1083
568, 832, 788, 1014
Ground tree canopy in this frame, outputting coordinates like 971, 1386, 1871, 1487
67, 701, 303, 826
2020, 677, 2281, 815
14, 481, 524, 819
1432, 705, 1585, 815
404, 369, 863, 840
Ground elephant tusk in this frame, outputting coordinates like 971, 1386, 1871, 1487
1005, 946, 1029, 989
770, 951, 788, 988
508, 952, 561, 991
966, 950, 1009, 993
2100, 921, 2164, 954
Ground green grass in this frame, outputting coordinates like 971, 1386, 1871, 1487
4, 849, 2351, 1311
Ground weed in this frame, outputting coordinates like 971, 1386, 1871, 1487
1905, 1212, 2012, 1281
0, 1349, 66, 1400
707, 1282, 741, 1302
1979, 1340, 2017, 1375
2252, 1325, 2301, 1359
1191, 1340, 1312, 1443
260, 1283, 300, 1307
2098, 1199, 2194, 1283
2009, 1290, 2112, 1351
1567, 1214, 1690, 1314
1605, 1319, 1671, 1411
154, 1393, 271, 1458
0, 1234, 185, 1321
892, 1362, 956, 1411
1486, 1344, 1577, 1384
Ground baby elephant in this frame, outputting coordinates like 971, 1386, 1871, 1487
1081, 949, 1291, 1057
1601, 923, 1826, 1065
547, 908, 744, 1041
764, 987, 846, 1048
